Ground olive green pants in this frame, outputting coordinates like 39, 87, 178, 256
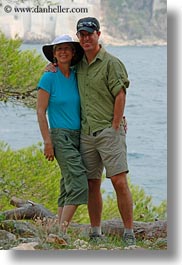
50, 128, 88, 207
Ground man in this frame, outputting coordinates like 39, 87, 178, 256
75, 17, 136, 246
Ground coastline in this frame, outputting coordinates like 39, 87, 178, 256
23, 34, 167, 46
23, 37, 167, 47
100, 35, 167, 47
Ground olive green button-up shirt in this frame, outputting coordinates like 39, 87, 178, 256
76, 47, 130, 135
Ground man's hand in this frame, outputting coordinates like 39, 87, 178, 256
112, 121, 120, 132
45, 63, 57, 72
112, 116, 127, 133
123, 116, 127, 134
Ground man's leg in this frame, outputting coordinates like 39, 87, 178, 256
111, 172, 136, 246
88, 179, 102, 230
80, 134, 104, 237
111, 172, 133, 228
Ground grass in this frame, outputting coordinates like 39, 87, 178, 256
21, 218, 167, 250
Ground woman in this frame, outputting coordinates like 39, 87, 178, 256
36, 34, 88, 236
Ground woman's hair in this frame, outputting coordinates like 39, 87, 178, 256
53, 43, 75, 53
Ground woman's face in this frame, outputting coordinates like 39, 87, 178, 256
53, 43, 75, 65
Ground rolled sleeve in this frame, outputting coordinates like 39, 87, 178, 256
108, 61, 130, 96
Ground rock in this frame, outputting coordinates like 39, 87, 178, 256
73, 239, 89, 249
11, 242, 39, 250
153, 237, 167, 248
46, 234, 67, 245
124, 245, 139, 250
0, 229, 17, 250
0, 220, 38, 237
0, 229, 16, 241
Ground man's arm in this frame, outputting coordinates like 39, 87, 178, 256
112, 88, 126, 131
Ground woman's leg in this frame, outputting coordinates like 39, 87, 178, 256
58, 206, 63, 224
59, 205, 78, 233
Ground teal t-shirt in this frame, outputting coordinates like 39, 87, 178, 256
38, 68, 81, 130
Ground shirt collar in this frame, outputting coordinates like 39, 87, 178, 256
82, 45, 106, 65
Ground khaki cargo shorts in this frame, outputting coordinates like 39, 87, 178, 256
80, 126, 129, 179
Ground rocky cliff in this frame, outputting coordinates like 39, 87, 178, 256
100, 0, 167, 45
0, 0, 166, 45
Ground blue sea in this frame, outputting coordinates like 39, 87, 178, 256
0, 44, 167, 205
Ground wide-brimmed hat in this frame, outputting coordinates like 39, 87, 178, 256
42, 34, 84, 66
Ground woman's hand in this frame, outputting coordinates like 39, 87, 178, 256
44, 142, 54, 161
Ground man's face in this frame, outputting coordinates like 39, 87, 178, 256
76, 30, 100, 52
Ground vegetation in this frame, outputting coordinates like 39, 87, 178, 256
0, 32, 46, 107
0, 141, 166, 224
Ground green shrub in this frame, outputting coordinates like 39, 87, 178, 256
0, 141, 166, 223
0, 32, 46, 107
0, 141, 60, 213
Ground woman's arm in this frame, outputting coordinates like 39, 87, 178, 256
36, 89, 54, 161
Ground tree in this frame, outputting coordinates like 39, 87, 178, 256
0, 32, 46, 108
